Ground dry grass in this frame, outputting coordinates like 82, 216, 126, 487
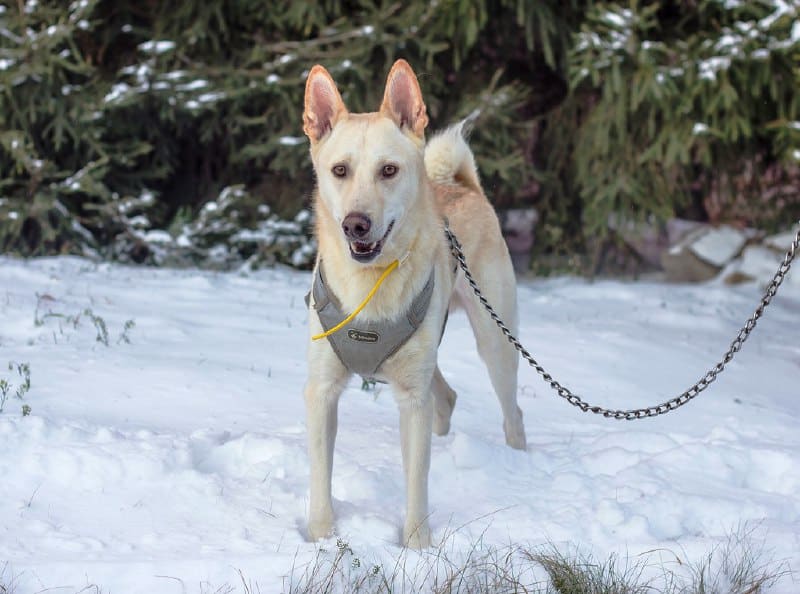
677, 524, 792, 594
0, 562, 12, 594
2, 525, 791, 594
281, 524, 793, 594
527, 546, 653, 594
281, 535, 540, 594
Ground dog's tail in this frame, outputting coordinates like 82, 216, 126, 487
424, 115, 482, 194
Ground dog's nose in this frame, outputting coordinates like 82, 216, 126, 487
342, 212, 371, 240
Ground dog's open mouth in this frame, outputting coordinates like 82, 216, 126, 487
349, 220, 394, 263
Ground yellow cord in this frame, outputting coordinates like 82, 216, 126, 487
312, 259, 400, 341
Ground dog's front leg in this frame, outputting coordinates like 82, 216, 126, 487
304, 371, 347, 541
396, 389, 433, 548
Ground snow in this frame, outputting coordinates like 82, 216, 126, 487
69, 0, 89, 12
138, 40, 176, 55
0, 256, 798, 592
760, 0, 794, 29
765, 230, 798, 252
142, 230, 173, 244
728, 244, 789, 282
163, 70, 189, 80
279, 136, 305, 146
689, 225, 748, 267
103, 82, 132, 104
699, 56, 731, 80
196, 91, 225, 104
601, 9, 632, 29
176, 79, 209, 91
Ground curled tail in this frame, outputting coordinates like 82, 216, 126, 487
424, 115, 482, 194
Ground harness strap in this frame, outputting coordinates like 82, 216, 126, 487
307, 263, 435, 381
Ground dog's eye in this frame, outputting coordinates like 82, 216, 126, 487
331, 164, 347, 178
381, 164, 398, 178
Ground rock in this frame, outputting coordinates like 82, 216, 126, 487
764, 230, 797, 253
662, 233, 720, 282
722, 245, 781, 285
607, 214, 668, 268
500, 208, 538, 273
666, 218, 705, 246
661, 224, 752, 282
688, 225, 748, 267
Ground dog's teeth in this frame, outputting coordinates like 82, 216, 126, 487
353, 241, 376, 253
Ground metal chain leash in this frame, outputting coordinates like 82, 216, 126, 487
443, 220, 800, 420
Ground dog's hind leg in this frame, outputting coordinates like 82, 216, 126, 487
304, 366, 349, 541
460, 277, 527, 450
431, 366, 457, 436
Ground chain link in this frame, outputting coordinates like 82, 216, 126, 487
444, 221, 800, 420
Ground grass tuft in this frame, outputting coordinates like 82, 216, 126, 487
281, 524, 792, 594
680, 524, 791, 594
0, 362, 31, 415
528, 546, 651, 594
0, 561, 14, 594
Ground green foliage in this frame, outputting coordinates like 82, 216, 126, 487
1, 361, 31, 414
1, 0, 797, 268
538, 0, 800, 258
0, 0, 588, 265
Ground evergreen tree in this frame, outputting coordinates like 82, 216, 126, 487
538, 0, 800, 259
1, 0, 797, 269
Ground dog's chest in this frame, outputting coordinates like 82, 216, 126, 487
307, 264, 435, 381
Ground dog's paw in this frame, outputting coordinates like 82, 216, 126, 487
307, 516, 335, 541
403, 520, 432, 549
504, 409, 527, 451
432, 414, 451, 436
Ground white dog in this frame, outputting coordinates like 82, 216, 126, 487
302, 59, 526, 548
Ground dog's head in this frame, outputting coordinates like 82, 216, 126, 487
303, 60, 429, 264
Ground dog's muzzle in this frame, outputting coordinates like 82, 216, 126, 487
347, 220, 394, 263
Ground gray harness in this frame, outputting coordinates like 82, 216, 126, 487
306, 263, 435, 381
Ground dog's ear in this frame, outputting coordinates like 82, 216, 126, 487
380, 59, 428, 139
303, 65, 348, 143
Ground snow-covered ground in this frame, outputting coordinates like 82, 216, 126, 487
0, 256, 798, 592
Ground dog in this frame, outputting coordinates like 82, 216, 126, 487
302, 59, 526, 549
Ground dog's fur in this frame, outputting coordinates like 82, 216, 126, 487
302, 60, 526, 549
